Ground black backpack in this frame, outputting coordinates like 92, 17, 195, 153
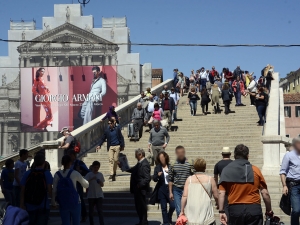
24, 169, 47, 205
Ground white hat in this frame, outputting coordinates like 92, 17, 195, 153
221, 147, 231, 154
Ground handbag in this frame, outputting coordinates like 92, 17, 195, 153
149, 182, 160, 205
279, 194, 291, 215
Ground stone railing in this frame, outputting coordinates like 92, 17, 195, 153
262, 72, 292, 176
0, 79, 173, 171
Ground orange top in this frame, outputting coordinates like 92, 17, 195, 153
32, 79, 49, 96
219, 165, 267, 205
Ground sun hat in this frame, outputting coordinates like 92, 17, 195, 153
221, 147, 231, 154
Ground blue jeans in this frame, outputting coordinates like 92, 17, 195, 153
159, 185, 175, 225
189, 101, 197, 115
173, 186, 183, 217
234, 91, 242, 105
28, 209, 50, 225
60, 203, 81, 225
290, 184, 300, 225
200, 79, 206, 91
2, 189, 15, 206
13, 186, 21, 207
256, 105, 266, 125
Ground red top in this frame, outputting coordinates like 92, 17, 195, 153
32, 79, 49, 95
164, 100, 170, 110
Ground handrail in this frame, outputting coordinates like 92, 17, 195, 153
0, 79, 173, 168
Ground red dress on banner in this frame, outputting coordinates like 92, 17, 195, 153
32, 78, 53, 129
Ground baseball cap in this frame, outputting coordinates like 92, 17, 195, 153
60, 127, 69, 134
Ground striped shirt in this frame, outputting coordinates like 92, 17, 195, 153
169, 159, 194, 189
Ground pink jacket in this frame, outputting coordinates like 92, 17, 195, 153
232, 80, 245, 93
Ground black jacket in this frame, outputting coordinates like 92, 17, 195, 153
98, 126, 125, 151
161, 97, 175, 112
222, 89, 232, 102
127, 158, 151, 195
153, 164, 170, 187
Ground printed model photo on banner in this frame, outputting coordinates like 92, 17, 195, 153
20, 66, 117, 132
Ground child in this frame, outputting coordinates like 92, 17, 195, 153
85, 161, 105, 225
13, 149, 29, 207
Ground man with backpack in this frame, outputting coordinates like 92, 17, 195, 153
20, 154, 53, 225
59, 127, 76, 155
69, 150, 90, 223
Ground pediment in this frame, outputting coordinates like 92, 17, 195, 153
17, 22, 118, 52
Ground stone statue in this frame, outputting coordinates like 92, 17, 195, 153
66, 6, 70, 22
130, 68, 137, 83
2, 74, 6, 86
111, 28, 114, 40
44, 23, 50, 31
85, 24, 93, 33
21, 31, 26, 41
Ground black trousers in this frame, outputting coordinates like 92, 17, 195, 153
88, 198, 104, 225
250, 93, 256, 105
224, 100, 230, 114
134, 190, 148, 225
228, 204, 263, 225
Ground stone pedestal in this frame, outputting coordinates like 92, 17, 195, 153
2, 123, 8, 156
20, 132, 25, 149
25, 132, 31, 148
46, 148, 64, 175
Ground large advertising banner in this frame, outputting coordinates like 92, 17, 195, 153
20, 66, 117, 132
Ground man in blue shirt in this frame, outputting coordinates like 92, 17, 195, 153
280, 137, 300, 225
97, 119, 125, 181
20, 154, 53, 225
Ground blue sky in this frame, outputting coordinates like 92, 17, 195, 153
0, 0, 299, 79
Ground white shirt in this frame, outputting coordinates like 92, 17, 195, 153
170, 92, 180, 104
147, 101, 155, 113
163, 168, 169, 185
52, 169, 89, 205
85, 172, 105, 198
200, 71, 209, 81
248, 80, 257, 92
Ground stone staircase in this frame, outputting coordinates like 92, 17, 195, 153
82, 94, 289, 223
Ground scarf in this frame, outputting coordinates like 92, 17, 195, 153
219, 159, 254, 184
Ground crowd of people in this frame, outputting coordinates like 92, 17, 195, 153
172, 65, 273, 125
0, 63, 293, 225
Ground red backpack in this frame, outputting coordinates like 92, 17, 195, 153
74, 138, 81, 153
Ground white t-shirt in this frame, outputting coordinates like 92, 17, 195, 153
13, 160, 28, 186
163, 168, 169, 185
85, 172, 105, 199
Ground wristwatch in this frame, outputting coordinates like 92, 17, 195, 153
219, 210, 225, 214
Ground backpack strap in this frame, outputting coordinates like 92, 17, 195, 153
66, 169, 73, 178
56, 171, 63, 179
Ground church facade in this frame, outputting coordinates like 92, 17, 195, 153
0, 4, 152, 156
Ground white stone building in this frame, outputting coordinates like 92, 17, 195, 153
0, 4, 152, 156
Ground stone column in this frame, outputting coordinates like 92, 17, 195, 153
87, 55, 92, 65
49, 56, 53, 67
20, 57, 24, 67
2, 122, 8, 156
99, 56, 103, 65
24, 58, 27, 68
48, 132, 54, 141
42, 57, 47, 67
111, 54, 116, 65
25, 132, 31, 148
20, 132, 25, 149
82, 55, 86, 66
104, 55, 110, 65
43, 132, 48, 142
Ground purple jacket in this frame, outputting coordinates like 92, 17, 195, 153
102, 106, 119, 123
